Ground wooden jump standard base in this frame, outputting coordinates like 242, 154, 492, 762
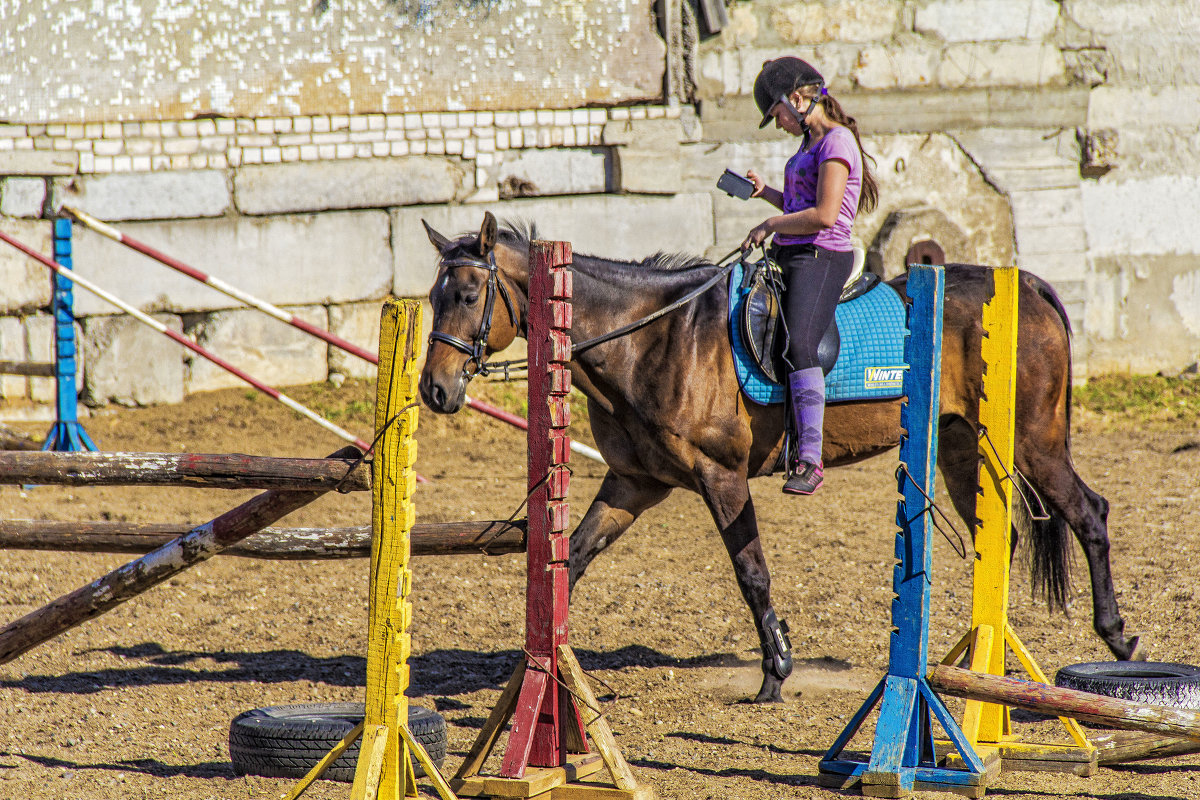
0, 519, 527, 558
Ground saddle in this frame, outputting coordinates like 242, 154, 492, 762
739, 254, 881, 383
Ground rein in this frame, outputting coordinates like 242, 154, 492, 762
571, 247, 743, 356
432, 246, 747, 379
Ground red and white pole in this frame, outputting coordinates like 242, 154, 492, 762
0, 229, 372, 454
65, 207, 605, 466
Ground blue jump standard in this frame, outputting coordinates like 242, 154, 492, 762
818, 266, 986, 797
42, 218, 97, 453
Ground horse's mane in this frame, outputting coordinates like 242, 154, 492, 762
641, 251, 713, 271
492, 220, 712, 274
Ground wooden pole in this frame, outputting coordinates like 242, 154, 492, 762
350, 298, 434, 799
0, 519, 526, 558
0, 446, 359, 666
0, 422, 41, 451
930, 665, 1200, 741
0, 360, 55, 377
0, 451, 370, 490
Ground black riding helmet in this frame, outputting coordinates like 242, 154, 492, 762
753, 57, 825, 129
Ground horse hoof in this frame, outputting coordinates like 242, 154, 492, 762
1127, 635, 1146, 662
750, 676, 785, 703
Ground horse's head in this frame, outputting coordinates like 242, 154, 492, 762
419, 211, 524, 413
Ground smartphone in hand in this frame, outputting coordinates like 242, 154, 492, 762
716, 169, 755, 200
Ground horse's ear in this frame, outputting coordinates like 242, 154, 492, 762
422, 219, 451, 253
478, 212, 498, 257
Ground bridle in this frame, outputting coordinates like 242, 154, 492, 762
429, 245, 747, 380
428, 251, 519, 378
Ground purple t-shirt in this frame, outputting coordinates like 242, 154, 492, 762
774, 125, 862, 252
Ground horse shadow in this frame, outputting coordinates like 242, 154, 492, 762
1, 752, 233, 780
0, 641, 736, 698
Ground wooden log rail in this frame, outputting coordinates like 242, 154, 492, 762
0, 446, 362, 666
0, 422, 41, 452
0, 451, 370, 491
0, 519, 526, 558
0, 360, 55, 377
929, 665, 1200, 741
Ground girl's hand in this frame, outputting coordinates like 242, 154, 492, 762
746, 169, 767, 198
741, 219, 773, 252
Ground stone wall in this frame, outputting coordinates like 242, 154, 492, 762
1, 0, 1197, 418
696, 0, 1200, 373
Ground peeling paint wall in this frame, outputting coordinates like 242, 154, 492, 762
0, 0, 665, 122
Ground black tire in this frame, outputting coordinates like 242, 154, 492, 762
1054, 661, 1200, 710
229, 702, 446, 783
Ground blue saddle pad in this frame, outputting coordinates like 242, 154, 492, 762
728, 261, 909, 405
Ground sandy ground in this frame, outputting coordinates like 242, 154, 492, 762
0, 380, 1198, 800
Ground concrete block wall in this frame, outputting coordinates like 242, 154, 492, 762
1, 0, 1198, 420
0, 104, 720, 414
0, 1, 667, 122
1071, 1, 1200, 372
698, 0, 1200, 375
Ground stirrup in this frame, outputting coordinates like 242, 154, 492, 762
782, 461, 823, 495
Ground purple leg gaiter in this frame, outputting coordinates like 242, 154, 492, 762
788, 367, 825, 465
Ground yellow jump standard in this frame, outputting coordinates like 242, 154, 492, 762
939, 267, 1096, 776
284, 299, 458, 800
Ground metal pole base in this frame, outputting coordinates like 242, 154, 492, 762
42, 421, 97, 453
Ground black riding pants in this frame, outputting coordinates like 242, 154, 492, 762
773, 243, 856, 372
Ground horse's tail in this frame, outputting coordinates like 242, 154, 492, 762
1022, 271, 1075, 611
1032, 273, 1074, 433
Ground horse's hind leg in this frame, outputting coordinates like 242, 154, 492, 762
568, 470, 672, 592
943, 413, 1138, 660
1021, 446, 1139, 660
696, 469, 791, 704
937, 415, 981, 533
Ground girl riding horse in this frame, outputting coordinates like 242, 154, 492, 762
743, 57, 880, 496
419, 213, 1138, 704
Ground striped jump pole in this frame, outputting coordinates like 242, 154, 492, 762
0, 228, 372, 454
65, 207, 379, 363
64, 207, 606, 467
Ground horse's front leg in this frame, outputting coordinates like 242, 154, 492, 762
697, 468, 793, 703
569, 470, 673, 592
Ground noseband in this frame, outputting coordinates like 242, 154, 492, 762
428, 251, 519, 378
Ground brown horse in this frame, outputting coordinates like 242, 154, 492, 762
419, 212, 1137, 703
